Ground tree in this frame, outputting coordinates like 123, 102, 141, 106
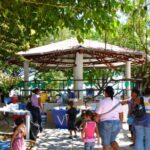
1, 0, 150, 93
0, 0, 132, 58
0, 71, 21, 95
99, 0, 150, 88
83, 68, 124, 96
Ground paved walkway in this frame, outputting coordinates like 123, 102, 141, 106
32, 123, 134, 150
32, 105, 134, 150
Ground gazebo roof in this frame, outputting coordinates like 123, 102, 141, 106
18, 38, 145, 69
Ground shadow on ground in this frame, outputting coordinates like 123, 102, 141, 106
34, 123, 134, 150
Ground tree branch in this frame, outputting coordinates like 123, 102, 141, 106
23, 0, 69, 8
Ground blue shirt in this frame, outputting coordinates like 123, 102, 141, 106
68, 92, 75, 99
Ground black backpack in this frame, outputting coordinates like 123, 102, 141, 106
132, 97, 145, 119
26, 101, 33, 111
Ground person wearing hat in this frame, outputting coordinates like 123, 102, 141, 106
96, 86, 123, 150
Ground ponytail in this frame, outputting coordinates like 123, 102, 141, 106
105, 86, 114, 100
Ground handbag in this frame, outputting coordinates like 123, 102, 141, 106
127, 116, 135, 125
132, 97, 145, 119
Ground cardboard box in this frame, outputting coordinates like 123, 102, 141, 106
46, 110, 56, 129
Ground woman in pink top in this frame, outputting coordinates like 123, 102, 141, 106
96, 86, 123, 150
31, 88, 43, 132
81, 110, 100, 150
10, 118, 26, 150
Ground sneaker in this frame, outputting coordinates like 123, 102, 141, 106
129, 143, 135, 147
74, 135, 78, 138
68, 136, 72, 139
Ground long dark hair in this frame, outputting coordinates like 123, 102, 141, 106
33, 88, 40, 94
144, 87, 150, 96
85, 110, 94, 120
105, 86, 114, 100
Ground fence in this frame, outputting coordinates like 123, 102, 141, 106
16, 78, 142, 99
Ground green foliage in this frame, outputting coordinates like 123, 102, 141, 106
0, 0, 150, 90
35, 69, 66, 81
83, 68, 124, 90
0, 0, 132, 58
0, 71, 21, 95
34, 69, 66, 90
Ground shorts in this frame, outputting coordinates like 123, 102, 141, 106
99, 120, 121, 147
84, 142, 95, 150
68, 120, 76, 130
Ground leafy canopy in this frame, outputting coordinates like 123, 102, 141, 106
0, 0, 131, 57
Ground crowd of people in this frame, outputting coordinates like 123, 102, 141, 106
65, 86, 150, 150
1, 85, 149, 150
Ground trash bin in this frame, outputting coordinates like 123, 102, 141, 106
51, 107, 67, 129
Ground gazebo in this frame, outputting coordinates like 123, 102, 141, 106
18, 38, 145, 98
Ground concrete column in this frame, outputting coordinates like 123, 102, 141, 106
24, 61, 29, 96
74, 52, 83, 99
125, 61, 131, 97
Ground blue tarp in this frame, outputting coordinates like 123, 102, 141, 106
51, 108, 67, 129
0, 141, 10, 150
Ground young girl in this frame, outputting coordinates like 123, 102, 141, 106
10, 118, 26, 150
81, 110, 100, 150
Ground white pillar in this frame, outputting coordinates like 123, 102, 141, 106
74, 52, 83, 99
26, 111, 30, 139
24, 61, 29, 96
125, 61, 131, 97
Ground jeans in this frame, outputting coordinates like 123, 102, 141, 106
99, 120, 121, 146
31, 107, 42, 132
135, 125, 150, 150
84, 142, 95, 150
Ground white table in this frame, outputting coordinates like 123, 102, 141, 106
43, 102, 58, 112
0, 108, 30, 139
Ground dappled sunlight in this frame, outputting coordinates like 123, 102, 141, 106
31, 106, 134, 149
33, 123, 134, 150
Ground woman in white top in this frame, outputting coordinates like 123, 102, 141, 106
96, 86, 123, 150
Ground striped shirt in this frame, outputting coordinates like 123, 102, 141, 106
144, 96, 150, 127
134, 96, 150, 127
144, 96, 150, 114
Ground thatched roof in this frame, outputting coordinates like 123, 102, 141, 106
18, 38, 145, 69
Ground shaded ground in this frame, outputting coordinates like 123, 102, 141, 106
32, 123, 134, 150
0, 105, 134, 150
32, 105, 134, 150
